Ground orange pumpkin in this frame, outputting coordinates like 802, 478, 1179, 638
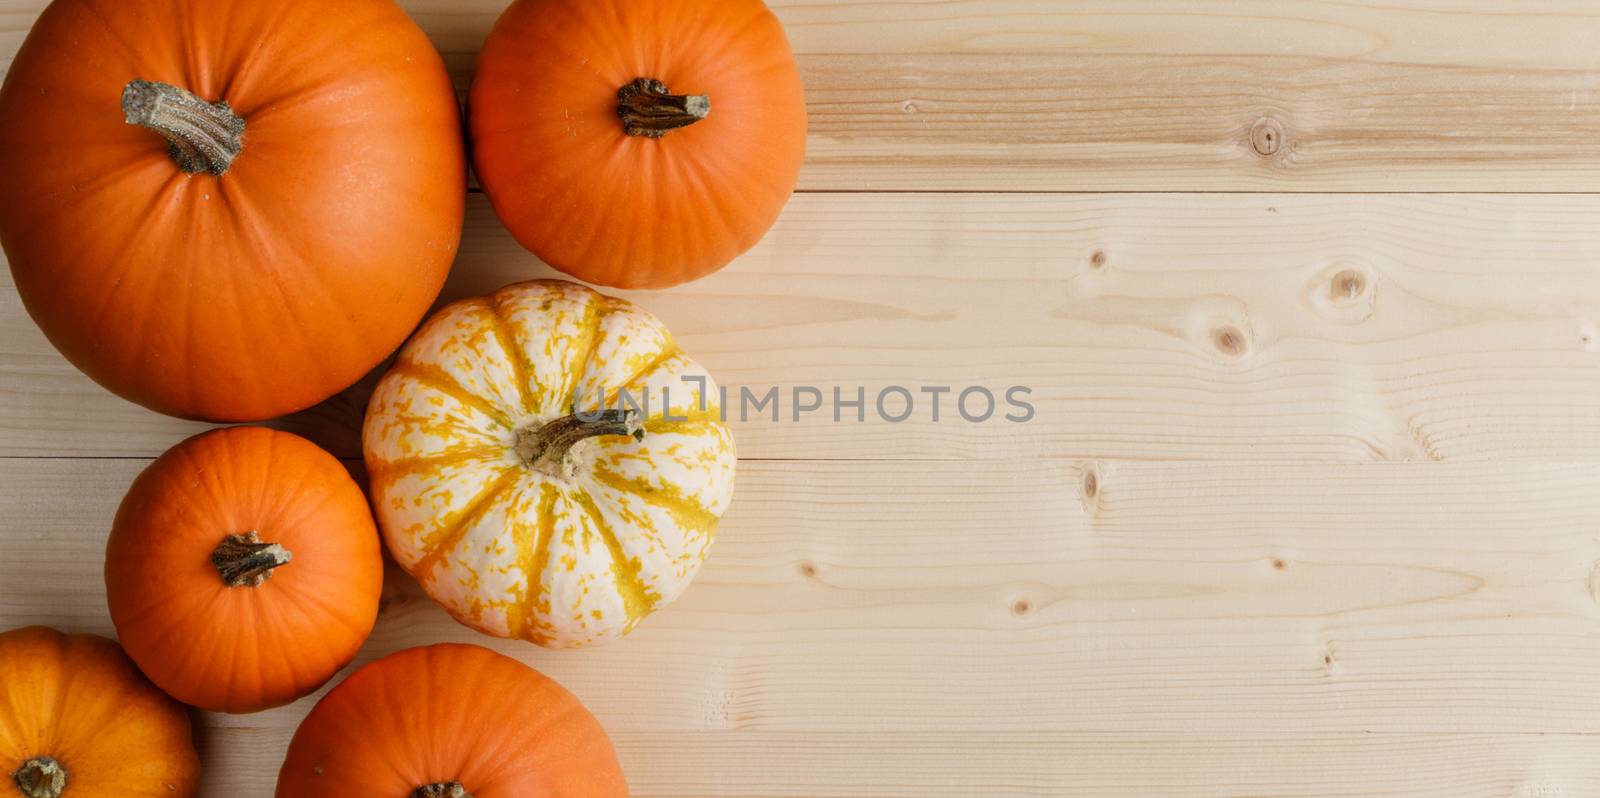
105, 427, 383, 713
277, 643, 627, 797
469, 0, 806, 289
0, 0, 465, 422
0, 626, 199, 798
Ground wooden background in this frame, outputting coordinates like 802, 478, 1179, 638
5, 1, 1600, 795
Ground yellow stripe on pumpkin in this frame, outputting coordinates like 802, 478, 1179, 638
573, 490, 658, 624
411, 467, 522, 581
366, 444, 508, 482
389, 359, 516, 430
483, 296, 540, 416
588, 467, 720, 541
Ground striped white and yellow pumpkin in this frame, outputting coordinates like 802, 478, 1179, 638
363, 279, 734, 648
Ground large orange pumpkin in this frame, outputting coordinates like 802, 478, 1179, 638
276, 643, 627, 797
0, 0, 465, 421
0, 626, 199, 797
105, 427, 384, 713
469, 0, 806, 289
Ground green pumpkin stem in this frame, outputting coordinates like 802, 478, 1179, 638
211, 532, 292, 587
122, 79, 245, 175
515, 409, 645, 478
412, 783, 473, 798
12, 757, 66, 798
617, 77, 710, 138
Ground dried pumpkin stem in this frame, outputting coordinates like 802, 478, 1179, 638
211, 532, 292, 587
121, 79, 245, 175
412, 783, 473, 798
516, 409, 645, 478
617, 77, 710, 138
12, 757, 66, 798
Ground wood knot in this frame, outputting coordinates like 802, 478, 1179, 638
1320, 642, 1340, 675
1249, 117, 1285, 158
798, 561, 819, 579
1271, 558, 1287, 571
1079, 464, 1102, 514
1211, 326, 1249, 357
1011, 599, 1032, 616
1329, 269, 1367, 304
1089, 250, 1108, 270
1307, 264, 1377, 324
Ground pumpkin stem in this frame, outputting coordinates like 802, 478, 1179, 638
12, 757, 65, 798
412, 783, 472, 798
211, 532, 292, 587
122, 79, 245, 175
515, 409, 645, 478
617, 77, 710, 138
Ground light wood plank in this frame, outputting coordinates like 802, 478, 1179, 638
612, 732, 1600, 798
9, 457, 1600, 740
190, 727, 1600, 797
5, 1, 1600, 189
5, 193, 1600, 461
10, 455, 1600, 792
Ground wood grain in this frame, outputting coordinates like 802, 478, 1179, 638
7, 456, 1600, 793
5, 193, 1600, 461
5, 1, 1600, 189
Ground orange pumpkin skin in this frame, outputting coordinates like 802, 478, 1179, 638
105, 427, 383, 714
469, 0, 806, 289
276, 643, 627, 797
0, 0, 465, 422
0, 626, 200, 798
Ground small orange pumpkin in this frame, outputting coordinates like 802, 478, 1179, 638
0, 0, 465, 421
469, 0, 807, 288
105, 427, 383, 713
0, 626, 199, 798
276, 643, 627, 797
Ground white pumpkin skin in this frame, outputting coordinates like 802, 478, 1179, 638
364, 280, 735, 648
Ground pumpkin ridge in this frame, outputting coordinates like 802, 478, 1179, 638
587, 466, 719, 538
573, 489, 658, 624
482, 296, 540, 416
213, 0, 302, 106
563, 293, 609, 410
256, 455, 359, 546
215, 185, 349, 400
367, 446, 508, 482
390, 360, 517, 430
666, 142, 751, 264
107, 581, 227, 660
74, 0, 153, 81
271, 550, 381, 640
511, 482, 561, 641
411, 468, 523, 580
642, 410, 725, 437
618, 344, 684, 394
